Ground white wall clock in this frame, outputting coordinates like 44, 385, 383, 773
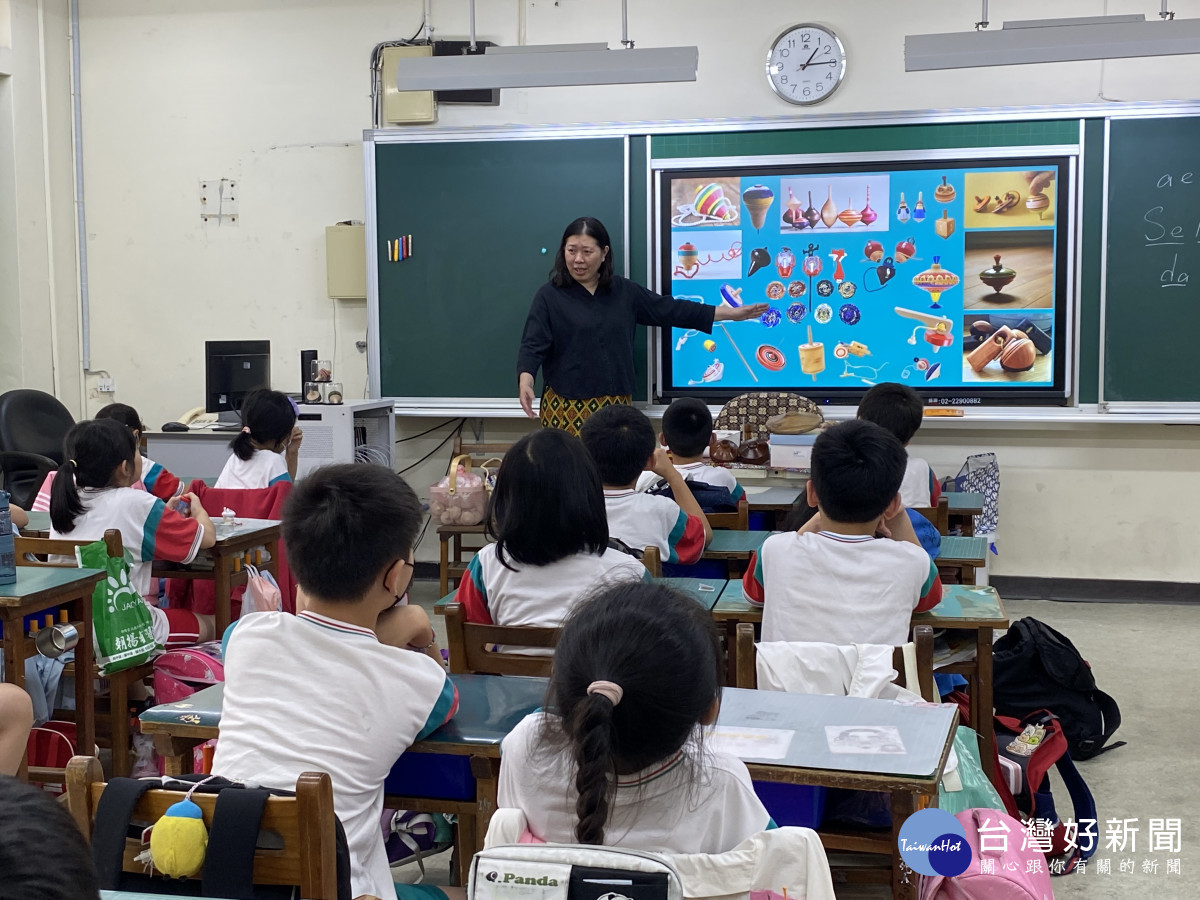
766, 24, 847, 105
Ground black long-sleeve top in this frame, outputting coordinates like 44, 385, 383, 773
516, 276, 716, 399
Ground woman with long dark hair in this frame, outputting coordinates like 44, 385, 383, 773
517, 217, 766, 435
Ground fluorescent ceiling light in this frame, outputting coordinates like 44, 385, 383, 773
905, 14, 1200, 70
394, 45, 698, 91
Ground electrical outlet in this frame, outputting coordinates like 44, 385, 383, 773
97, 377, 115, 393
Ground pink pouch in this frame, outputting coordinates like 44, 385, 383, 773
243, 564, 282, 614
920, 808, 1053, 900
152, 640, 225, 704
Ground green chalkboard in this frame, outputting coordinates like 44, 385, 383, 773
1104, 117, 1200, 405
375, 137, 625, 400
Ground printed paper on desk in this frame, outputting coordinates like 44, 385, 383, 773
825, 725, 906, 755
710, 725, 795, 760
473, 860, 571, 900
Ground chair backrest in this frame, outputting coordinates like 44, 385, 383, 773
65, 755, 340, 900
451, 435, 511, 471
735, 622, 937, 701
713, 392, 819, 441
444, 602, 559, 676
912, 495, 950, 535
15, 529, 123, 566
642, 545, 662, 578
706, 497, 749, 531
0, 389, 75, 462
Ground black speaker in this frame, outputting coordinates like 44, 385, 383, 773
300, 349, 317, 388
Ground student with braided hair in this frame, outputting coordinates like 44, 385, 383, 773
497, 582, 772, 851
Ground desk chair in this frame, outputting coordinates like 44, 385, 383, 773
641, 545, 662, 578
912, 495, 950, 535
714, 392, 820, 441
0, 389, 74, 509
438, 522, 490, 595
734, 623, 937, 702
444, 602, 560, 677
706, 496, 749, 531
15, 530, 153, 779
65, 755, 341, 900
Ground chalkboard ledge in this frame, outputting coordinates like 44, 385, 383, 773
383, 400, 1200, 426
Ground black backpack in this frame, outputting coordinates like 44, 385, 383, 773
992, 617, 1125, 761
92, 774, 352, 899
644, 476, 738, 514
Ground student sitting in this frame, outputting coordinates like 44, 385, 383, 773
213, 464, 456, 900
0, 774, 102, 898
31, 402, 182, 511
636, 397, 745, 511
580, 405, 710, 565
215, 390, 302, 488
743, 420, 942, 646
857, 383, 940, 508
455, 428, 646, 627
498, 582, 771, 851
50, 419, 217, 647
0, 685, 33, 776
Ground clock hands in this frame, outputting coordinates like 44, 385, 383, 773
800, 46, 819, 70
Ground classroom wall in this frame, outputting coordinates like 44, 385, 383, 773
0, 0, 80, 414
19, 0, 1200, 581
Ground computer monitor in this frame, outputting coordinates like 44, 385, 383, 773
205, 340, 271, 415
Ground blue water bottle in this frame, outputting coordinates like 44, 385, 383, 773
0, 490, 15, 585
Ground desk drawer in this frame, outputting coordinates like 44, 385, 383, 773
386, 752, 475, 802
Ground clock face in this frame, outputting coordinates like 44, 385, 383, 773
766, 24, 846, 105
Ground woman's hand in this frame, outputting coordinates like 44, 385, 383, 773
714, 302, 770, 322
518, 373, 537, 418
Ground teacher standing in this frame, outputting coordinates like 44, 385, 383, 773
517, 217, 767, 434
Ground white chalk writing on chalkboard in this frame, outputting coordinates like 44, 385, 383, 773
1142, 207, 1195, 288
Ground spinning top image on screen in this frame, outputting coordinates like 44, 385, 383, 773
799, 326, 825, 381
747, 247, 771, 277
743, 185, 774, 231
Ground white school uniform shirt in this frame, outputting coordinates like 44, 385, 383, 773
899, 455, 934, 508
49, 486, 204, 646
455, 543, 648, 626
215, 448, 290, 489
603, 489, 707, 565
498, 712, 771, 854
746, 530, 938, 647
212, 610, 458, 900
636, 461, 746, 501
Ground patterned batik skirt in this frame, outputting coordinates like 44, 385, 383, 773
539, 385, 632, 437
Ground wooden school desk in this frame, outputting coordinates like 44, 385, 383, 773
1, 566, 102, 778
945, 491, 985, 536
21, 510, 50, 537
139, 675, 547, 887
152, 517, 281, 635
719, 686, 958, 900
934, 535, 988, 585
912, 584, 1008, 785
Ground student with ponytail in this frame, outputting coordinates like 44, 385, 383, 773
50, 418, 218, 647
497, 582, 771, 852
216, 390, 302, 489
31, 402, 181, 511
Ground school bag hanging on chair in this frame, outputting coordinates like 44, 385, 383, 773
993, 617, 1125, 760
919, 808, 1054, 900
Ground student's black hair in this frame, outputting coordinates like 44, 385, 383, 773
857, 382, 924, 446
544, 582, 723, 845
0, 774, 101, 900
94, 402, 146, 434
229, 389, 296, 461
50, 419, 138, 534
282, 463, 421, 603
809, 419, 906, 524
487, 428, 609, 570
579, 404, 655, 487
661, 397, 713, 458
550, 217, 614, 291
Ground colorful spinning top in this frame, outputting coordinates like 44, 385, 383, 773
911, 256, 960, 310
694, 183, 736, 221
